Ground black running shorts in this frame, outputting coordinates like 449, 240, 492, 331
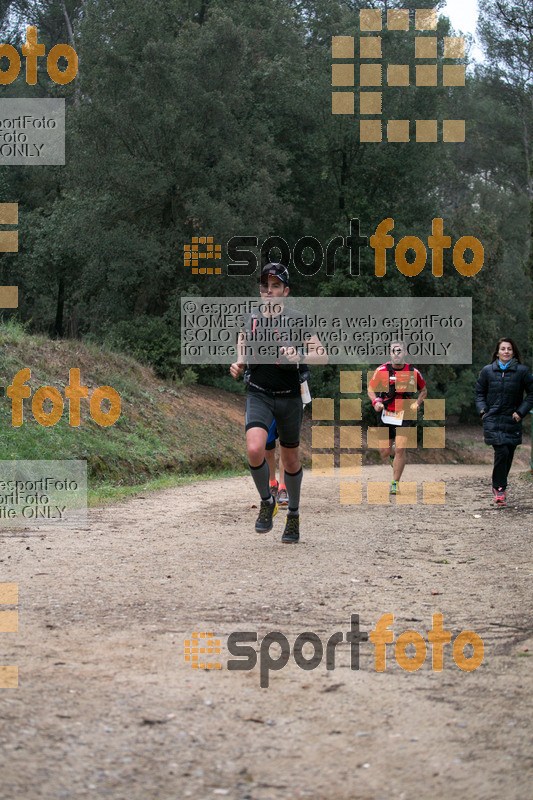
377, 414, 415, 442
245, 392, 303, 448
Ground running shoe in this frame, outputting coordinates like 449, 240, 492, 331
281, 514, 300, 543
255, 498, 278, 533
270, 480, 279, 501
277, 486, 289, 507
390, 480, 399, 495
493, 487, 506, 506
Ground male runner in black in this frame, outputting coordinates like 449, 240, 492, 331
230, 263, 328, 542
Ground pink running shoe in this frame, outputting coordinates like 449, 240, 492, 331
492, 487, 506, 506
277, 485, 289, 507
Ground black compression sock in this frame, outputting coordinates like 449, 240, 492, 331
284, 466, 303, 515
249, 459, 271, 501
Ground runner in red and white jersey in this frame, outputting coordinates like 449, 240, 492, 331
369, 364, 426, 414
367, 341, 427, 494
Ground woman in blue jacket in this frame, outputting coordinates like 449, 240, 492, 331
475, 337, 533, 505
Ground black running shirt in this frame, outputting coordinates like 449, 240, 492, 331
245, 307, 316, 395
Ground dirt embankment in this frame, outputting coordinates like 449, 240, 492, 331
3, 322, 530, 481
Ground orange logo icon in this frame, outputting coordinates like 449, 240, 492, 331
184, 632, 222, 669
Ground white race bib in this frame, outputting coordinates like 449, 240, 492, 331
381, 408, 404, 425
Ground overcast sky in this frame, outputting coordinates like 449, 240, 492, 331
442, 0, 484, 61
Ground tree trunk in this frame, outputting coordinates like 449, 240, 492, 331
339, 146, 346, 212
198, 0, 210, 26
53, 276, 65, 339
61, 1, 80, 105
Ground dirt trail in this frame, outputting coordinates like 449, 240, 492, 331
1, 463, 532, 800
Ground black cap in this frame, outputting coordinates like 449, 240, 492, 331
260, 262, 289, 285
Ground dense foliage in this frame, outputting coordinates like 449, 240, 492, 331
0, 0, 531, 419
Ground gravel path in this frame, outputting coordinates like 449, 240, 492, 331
1, 463, 532, 800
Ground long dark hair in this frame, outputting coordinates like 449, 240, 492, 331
490, 337, 522, 364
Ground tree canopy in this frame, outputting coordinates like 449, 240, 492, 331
0, 0, 531, 417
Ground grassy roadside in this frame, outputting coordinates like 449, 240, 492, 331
0, 320, 249, 505
4, 320, 523, 508
87, 467, 248, 507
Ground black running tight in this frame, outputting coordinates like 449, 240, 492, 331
492, 444, 516, 490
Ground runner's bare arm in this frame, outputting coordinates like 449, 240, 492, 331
305, 334, 329, 365
280, 334, 328, 365
367, 371, 384, 412
367, 389, 384, 412
410, 385, 427, 411
230, 332, 245, 379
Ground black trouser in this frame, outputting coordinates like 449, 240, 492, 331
492, 444, 517, 490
